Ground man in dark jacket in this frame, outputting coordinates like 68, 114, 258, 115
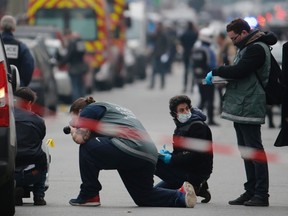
205, 18, 278, 207
61, 29, 88, 101
155, 95, 213, 203
179, 21, 198, 93
0, 15, 34, 87
149, 22, 170, 89
14, 87, 47, 206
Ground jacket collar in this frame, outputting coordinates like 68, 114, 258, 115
236, 30, 265, 50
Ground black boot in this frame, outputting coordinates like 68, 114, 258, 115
15, 187, 24, 206
34, 196, 47, 206
228, 192, 252, 205
196, 181, 211, 203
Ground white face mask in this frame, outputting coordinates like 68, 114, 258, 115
177, 112, 192, 123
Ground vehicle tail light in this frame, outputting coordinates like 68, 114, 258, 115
0, 61, 9, 127
32, 67, 42, 80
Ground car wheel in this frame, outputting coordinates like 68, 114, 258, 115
0, 175, 15, 216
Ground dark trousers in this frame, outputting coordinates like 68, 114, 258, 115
69, 73, 85, 102
150, 57, 166, 89
15, 168, 47, 198
183, 56, 191, 91
155, 159, 209, 190
78, 137, 186, 207
198, 84, 215, 123
234, 123, 269, 198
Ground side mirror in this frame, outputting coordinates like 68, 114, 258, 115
10, 65, 20, 93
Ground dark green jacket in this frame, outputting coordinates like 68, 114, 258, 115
212, 30, 278, 124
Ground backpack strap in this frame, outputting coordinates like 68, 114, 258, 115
253, 42, 271, 90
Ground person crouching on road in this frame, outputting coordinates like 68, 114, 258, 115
155, 95, 213, 203
67, 96, 197, 207
14, 87, 47, 206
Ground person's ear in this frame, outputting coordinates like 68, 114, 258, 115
170, 111, 177, 118
27, 101, 33, 110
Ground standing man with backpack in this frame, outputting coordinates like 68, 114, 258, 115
205, 18, 278, 207
191, 27, 218, 126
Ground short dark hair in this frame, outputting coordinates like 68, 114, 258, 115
14, 87, 36, 103
226, 18, 251, 34
169, 95, 192, 118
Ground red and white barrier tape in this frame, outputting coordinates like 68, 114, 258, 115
74, 117, 287, 164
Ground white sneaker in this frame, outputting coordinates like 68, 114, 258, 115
179, 181, 197, 208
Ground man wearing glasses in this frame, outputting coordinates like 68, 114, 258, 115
204, 18, 278, 207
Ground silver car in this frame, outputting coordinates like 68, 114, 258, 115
0, 35, 20, 216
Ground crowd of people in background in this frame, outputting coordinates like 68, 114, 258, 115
146, 17, 282, 129
147, 19, 231, 126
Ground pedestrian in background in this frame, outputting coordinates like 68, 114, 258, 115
155, 95, 213, 203
179, 21, 198, 93
165, 21, 178, 74
205, 18, 278, 207
61, 29, 88, 102
14, 87, 47, 206
149, 22, 170, 89
215, 31, 236, 113
191, 27, 218, 126
67, 97, 197, 208
0, 15, 34, 87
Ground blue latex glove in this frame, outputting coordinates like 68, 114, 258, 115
159, 152, 172, 164
159, 144, 170, 155
205, 71, 213, 85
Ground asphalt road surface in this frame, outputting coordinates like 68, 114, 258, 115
15, 62, 288, 216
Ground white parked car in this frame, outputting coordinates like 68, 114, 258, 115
45, 38, 72, 103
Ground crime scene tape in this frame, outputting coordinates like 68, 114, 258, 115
72, 117, 288, 165
170, 136, 287, 164
13, 95, 287, 164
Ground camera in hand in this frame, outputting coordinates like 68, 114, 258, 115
63, 126, 71, 134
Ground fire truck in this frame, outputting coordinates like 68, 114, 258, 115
26, 0, 128, 90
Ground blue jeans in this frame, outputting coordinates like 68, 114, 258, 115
69, 73, 85, 102
15, 168, 47, 198
234, 123, 269, 198
78, 137, 186, 207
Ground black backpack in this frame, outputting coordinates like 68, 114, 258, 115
255, 43, 284, 105
191, 46, 210, 80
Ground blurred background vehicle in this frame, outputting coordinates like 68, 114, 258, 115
18, 37, 58, 116
44, 38, 72, 103
0, 34, 20, 216
2, 0, 287, 93
14, 25, 72, 104
25, 0, 130, 91
125, 0, 149, 80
